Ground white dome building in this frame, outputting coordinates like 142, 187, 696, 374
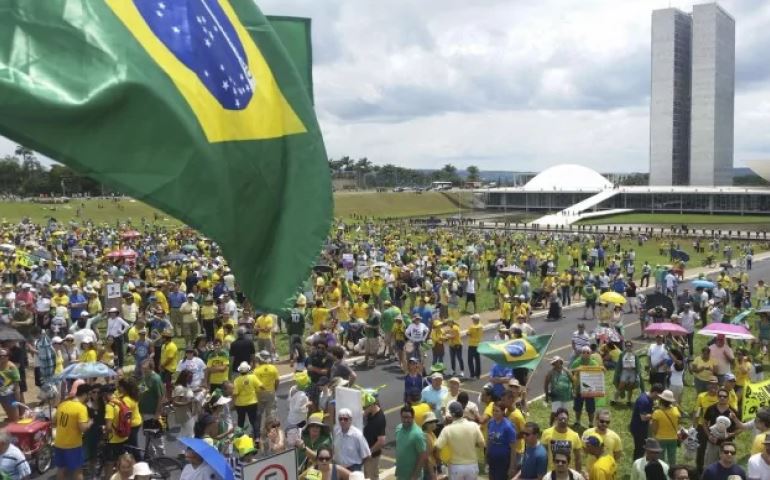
523, 164, 613, 192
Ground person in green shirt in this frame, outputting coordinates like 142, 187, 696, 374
284, 304, 307, 368
138, 358, 165, 457
544, 356, 574, 425
395, 405, 427, 480
381, 300, 401, 361
297, 412, 332, 469
570, 347, 601, 429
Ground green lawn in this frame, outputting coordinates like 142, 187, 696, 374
578, 212, 770, 225
333, 191, 472, 219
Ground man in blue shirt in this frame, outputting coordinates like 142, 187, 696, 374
490, 363, 512, 399
629, 383, 663, 460
167, 282, 186, 336
517, 421, 547, 480
421, 373, 448, 420
69, 286, 87, 321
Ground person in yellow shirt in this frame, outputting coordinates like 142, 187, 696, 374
445, 319, 464, 377
352, 296, 369, 321
583, 434, 617, 480
255, 313, 274, 353
206, 339, 230, 390
541, 408, 583, 471
79, 340, 97, 363
53, 384, 93, 476
310, 299, 334, 334
500, 296, 512, 327
583, 410, 623, 472
430, 320, 445, 366
117, 378, 142, 448
392, 316, 407, 372
154, 289, 169, 315
233, 362, 263, 436
102, 384, 129, 476
467, 314, 483, 379
254, 351, 279, 431
159, 330, 178, 398
650, 390, 680, 466
200, 296, 218, 341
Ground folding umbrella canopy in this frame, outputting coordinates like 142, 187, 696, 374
644, 293, 675, 317
120, 230, 141, 239
0, 325, 25, 342
697, 323, 754, 340
178, 437, 234, 480
644, 322, 688, 336
692, 280, 715, 289
731, 309, 754, 325
55, 362, 118, 380
599, 291, 626, 305
499, 265, 525, 276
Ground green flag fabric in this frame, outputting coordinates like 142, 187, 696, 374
0, 0, 332, 311
267, 16, 313, 103
478, 334, 553, 370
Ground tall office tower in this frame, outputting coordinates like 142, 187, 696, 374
690, 3, 735, 186
650, 8, 692, 186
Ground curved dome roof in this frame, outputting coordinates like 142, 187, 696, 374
523, 164, 613, 191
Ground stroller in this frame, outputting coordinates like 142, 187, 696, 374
546, 292, 562, 321
530, 288, 547, 309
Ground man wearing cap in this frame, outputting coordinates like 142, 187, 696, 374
53, 383, 92, 478
254, 351, 279, 431
167, 283, 186, 337
544, 356, 574, 425
179, 293, 199, 345
422, 373, 448, 421
333, 407, 371, 472
363, 395, 386, 480
435, 401, 485, 480
583, 434, 616, 480
630, 438, 668, 480
748, 435, 770, 480
233, 361, 263, 439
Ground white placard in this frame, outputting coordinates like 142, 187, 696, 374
335, 386, 364, 432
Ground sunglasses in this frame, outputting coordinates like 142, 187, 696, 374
722, 450, 736, 455
554, 459, 568, 465
598, 420, 610, 425
317, 456, 331, 462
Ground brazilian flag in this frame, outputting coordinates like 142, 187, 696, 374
478, 334, 553, 369
0, 1, 331, 311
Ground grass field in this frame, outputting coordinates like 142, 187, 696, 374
333, 191, 473, 218
578, 212, 770, 225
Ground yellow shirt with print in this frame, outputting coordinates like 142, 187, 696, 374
215, 327, 225, 342
200, 304, 217, 322
468, 324, 483, 347
254, 364, 279, 393
233, 373, 262, 406
127, 326, 140, 343
431, 326, 445, 346
160, 341, 178, 373
53, 294, 69, 308
207, 353, 230, 385
540, 426, 582, 471
80, 349, 97, 363
54, 399, 89, 448
359, 279, 371, 296
255, 315, 273, 340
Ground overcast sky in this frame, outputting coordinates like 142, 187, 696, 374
3, 0, 770, 173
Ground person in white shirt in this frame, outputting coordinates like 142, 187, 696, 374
0, 431, 30, 480
630, 438, 668, 480
333, 407, 371, 471
176, 348, 207, 389
222, 293, 238, 323
179, 294, 200, 344
120, 294, 138, 323
749, 437, 770, 480
405, 316, 429, 366
647, 335, 670, 386
106, 307, 130, 368
679, 303, 697, 356
179, 446, 222, 480
464, 277, 477, 314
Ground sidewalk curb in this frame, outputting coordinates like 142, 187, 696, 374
278, 253, 770, 383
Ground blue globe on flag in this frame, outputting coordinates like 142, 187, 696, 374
505, 340, 527, 357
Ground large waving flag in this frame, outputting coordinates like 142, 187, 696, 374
479, 334, 553, 369
0, 0, 331, 311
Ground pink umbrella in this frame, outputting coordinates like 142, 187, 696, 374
120, 230, 141, 239
697, 323, 754, 340
644, 322, 688, 336
106, 249, 137, 259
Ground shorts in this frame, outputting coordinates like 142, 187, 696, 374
54, 446, 85, 470
395, 340, 405, 352
365, 337, 379, 355
105, 442, 128, 462
586, 298, 596, 308
257, 338, 272, 351
551, 400, 570, 413
466, 293, 476, 303
619, 369, 636, 384
0, 393, 16, 406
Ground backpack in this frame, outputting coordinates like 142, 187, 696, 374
110, 399, 133, 438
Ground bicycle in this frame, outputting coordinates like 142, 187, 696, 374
86, 429, 183, 480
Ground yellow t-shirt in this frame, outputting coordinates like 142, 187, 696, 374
590, 454, 617, 480
696, 392, 719, 426
127, 327, 140, 343
392, 322, 405, 341
352, 302, 369, 320
311, 308, 330, 332
105, 401, 129, 444
233, 373, 262, 406
200, 305, 217, 322
509, 407, 526, 453
413, 402, 432, 427
80, 349, 97, 363
207, 353, 230, 385
447, 325, 461, 347
582, 428, 623, 470
541, 427, 582, 471
54, 399, 89, 448
736, 360, 752, 387
468, 324, 483, 347
691, 356, 717, 382
161, 341, 178, 373
752, 432, 769, 454
121, 395, 142, 428
652, 406, 682, 440
254, 364, 279, 393
215, 327, 225, 342
255, 315, 274, 340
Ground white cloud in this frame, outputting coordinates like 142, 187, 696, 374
3, 0, 770, 173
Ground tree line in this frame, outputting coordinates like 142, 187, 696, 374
0, 146, 106, 196
328, 156, 481, 188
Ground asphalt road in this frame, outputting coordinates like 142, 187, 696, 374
36, 256, 770, 479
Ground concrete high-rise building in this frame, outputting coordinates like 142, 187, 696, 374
649, 3, 735, 187
690, 3, 735, 186
650, 8, 692, 186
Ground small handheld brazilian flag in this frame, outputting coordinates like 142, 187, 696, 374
0, 1, 331, 311
478, 334, 553, 369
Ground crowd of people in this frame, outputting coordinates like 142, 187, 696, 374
0, 217, 765, 480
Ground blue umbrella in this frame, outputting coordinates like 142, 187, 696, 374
692, 280, 715, 289
178, 437, 234, 480
671, 250, 690, 262
758, 304, 770, 314
55, 362, 117, 380
731, 309, 754, 325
